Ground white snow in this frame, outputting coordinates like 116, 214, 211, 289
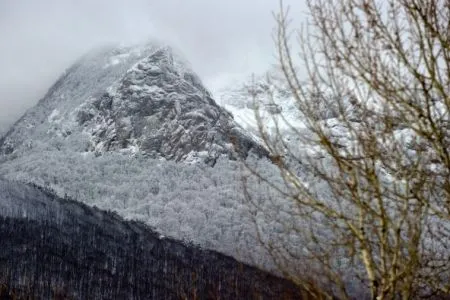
48, 109, 60, 123
103, 52, 131, 69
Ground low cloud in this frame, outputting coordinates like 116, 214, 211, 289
0, 0, 304, 127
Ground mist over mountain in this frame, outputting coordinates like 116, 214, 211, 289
0, 0, 305, 135
0, 42, 267, 164
0, 122, 7, 136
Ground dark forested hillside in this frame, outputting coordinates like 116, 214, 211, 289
0, 180, 302, 300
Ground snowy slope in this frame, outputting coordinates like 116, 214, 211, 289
212, 70, 306, 136
214, 69, 450, 295
0, 47, 358, 294
0, 43, 267, 164
1, 44, 156, 153
0, 43, 295, 281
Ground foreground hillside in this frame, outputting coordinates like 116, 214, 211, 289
0, 179, 303, 299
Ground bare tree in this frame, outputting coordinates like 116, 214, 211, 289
243, 0, 450, 298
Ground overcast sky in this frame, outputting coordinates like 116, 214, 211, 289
0, 0, 305, 127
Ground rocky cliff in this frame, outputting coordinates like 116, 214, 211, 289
0, 43, 267, 164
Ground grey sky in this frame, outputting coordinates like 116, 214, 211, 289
0, 0, 304, 128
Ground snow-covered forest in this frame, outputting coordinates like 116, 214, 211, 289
0, 148, 301, 270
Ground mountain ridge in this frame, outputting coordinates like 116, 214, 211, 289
0, 42, 268, 164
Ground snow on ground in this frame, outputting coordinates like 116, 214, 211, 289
223, 103, 307, 134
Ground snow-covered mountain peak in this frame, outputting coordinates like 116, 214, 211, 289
0, 42, 267, 163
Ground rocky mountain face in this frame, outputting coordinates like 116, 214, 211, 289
0, 43, 267, 164
0, 179, 303, 299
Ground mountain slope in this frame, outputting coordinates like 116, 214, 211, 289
0, 179, 303, 299
0, 43, 267, 163
0, 43, 289, 275
0, 43, 317, 295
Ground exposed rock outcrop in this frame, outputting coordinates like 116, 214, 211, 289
0, 43, 267, 164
